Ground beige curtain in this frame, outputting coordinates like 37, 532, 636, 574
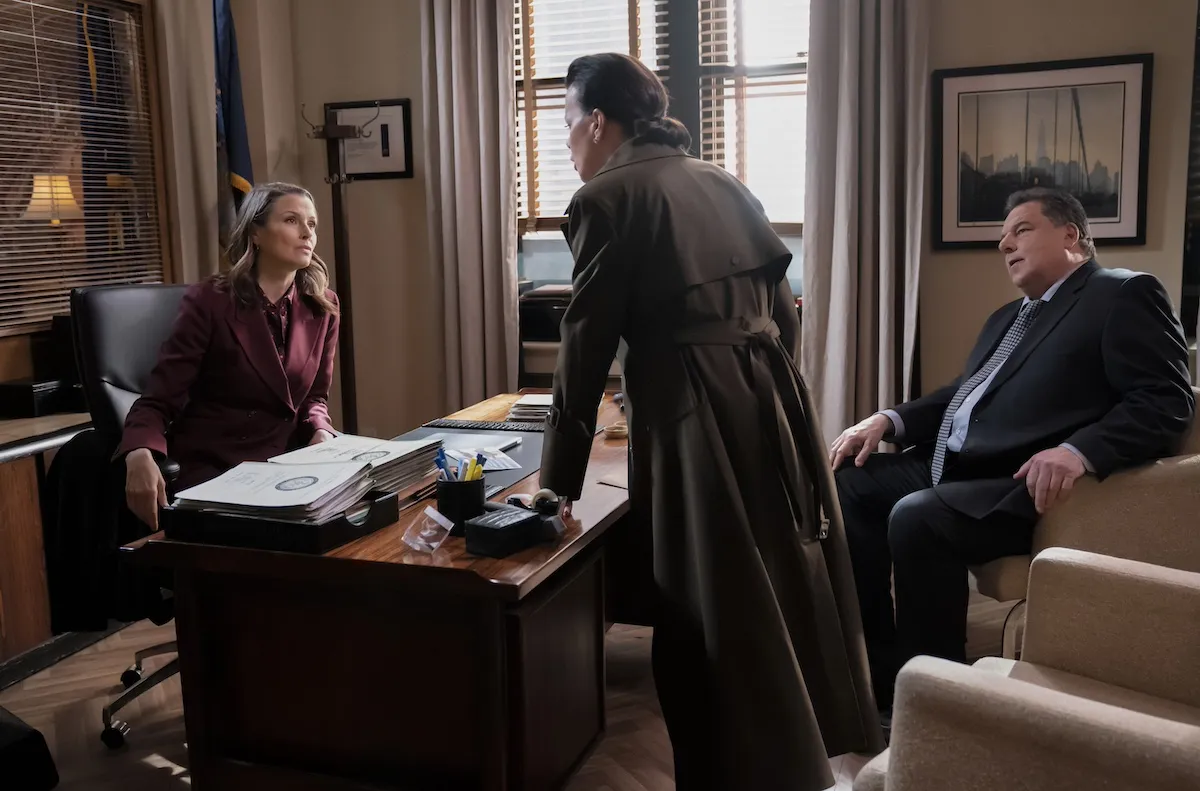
801, 0, 929, 444
151, 0, 219, 283
421, 0, 519, 410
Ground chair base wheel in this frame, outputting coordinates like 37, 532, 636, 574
101, 721, 129, 750
120, 667, 142, 689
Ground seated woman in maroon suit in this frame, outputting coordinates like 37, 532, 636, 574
118, 182, 340, 529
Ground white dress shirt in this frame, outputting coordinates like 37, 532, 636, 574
881, 271, 1093, 472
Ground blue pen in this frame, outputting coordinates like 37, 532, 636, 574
475, 452, 486, 478
435, 449, 452, 480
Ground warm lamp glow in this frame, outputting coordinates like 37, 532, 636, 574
22, 174, 83, 225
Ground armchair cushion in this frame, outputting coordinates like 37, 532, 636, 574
1021, 548, 1200, 708
969, 555, 1029, 603
879, 656, 1200, 791
974, 656, 1200, 728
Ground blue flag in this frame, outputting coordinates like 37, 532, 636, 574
214, 0, 253, 258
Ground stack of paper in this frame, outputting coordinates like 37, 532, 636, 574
172, 461, 374, 524
269, 434, 442, 500
506, 393, 553, 422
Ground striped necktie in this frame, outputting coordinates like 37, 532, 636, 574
930, 299, 1045, 484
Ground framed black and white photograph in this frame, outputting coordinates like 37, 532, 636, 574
326, 98, 414, 180
932, 54, 1153, 249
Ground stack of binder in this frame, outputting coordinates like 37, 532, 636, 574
506, 393, 553, 422
172, 461, 375, 524
269, 434, 443, 509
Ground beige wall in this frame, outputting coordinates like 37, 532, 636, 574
235, 0, 443, 439
921, 0, 1198, 393
231, 0, 301, 185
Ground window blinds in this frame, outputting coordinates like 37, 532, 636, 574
0, 0, 164, 336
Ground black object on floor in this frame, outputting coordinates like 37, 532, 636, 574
0, 706, 59, 790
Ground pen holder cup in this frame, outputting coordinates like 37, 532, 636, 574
437, 478, 486, 537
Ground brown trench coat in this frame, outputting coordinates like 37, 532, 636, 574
541, 140, 885, 789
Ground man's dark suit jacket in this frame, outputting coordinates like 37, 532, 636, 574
116, 278, 340, 491
893, 260, 1195, 520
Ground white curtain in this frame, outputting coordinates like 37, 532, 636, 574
801, 0, 929, 444
152, 0, 220, 283
421, 0, 519, 410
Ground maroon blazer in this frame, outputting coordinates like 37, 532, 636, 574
117, 279, 340, 491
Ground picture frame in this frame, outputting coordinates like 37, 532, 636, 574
931, 54, 1153, 250
325, 98, 414, 180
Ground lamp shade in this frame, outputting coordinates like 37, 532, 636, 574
22, 174, 83, 225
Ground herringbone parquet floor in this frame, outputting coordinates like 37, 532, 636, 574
0, 620, 887, 790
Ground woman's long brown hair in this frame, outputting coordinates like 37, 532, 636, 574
216, 182, 339, 315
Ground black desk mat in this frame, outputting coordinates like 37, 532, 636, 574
392, 427, 545, 491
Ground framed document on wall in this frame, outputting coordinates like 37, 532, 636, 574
932, 54, 1153, 250
327, 98, 414, 180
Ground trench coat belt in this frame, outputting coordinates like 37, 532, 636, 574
671, 316, 827, 541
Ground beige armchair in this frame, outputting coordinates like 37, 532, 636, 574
856, 547, 1200, 791
971, 386, 1200, 653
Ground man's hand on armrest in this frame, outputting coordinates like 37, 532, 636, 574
829, 413, 894, 470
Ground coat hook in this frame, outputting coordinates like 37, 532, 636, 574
357, 102, 382, 139
300, 103, 322, 138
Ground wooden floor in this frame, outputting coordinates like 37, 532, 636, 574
0, 592, 1015, 790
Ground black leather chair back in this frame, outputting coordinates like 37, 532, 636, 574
69, 284, 189, 441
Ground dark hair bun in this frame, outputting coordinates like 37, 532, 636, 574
633, 116, 692, 149
566, 53, 692, 150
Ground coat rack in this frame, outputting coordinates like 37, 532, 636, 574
301, 98, 414, 435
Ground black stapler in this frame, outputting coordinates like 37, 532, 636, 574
466, 490, 565, 558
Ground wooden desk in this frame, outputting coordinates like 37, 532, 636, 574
0, 412, 91, 661
127, 393, 629, 791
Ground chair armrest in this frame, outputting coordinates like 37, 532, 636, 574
1033, 454, 1200, 569
885, 656, 1200, 791
1022, 548, 1200, 709
156, 457, 181, 487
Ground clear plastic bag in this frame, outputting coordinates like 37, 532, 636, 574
402, 506, 455, 553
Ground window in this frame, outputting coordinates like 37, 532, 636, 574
699, 0, 808, 229
515, 0, 668, 232
514, 0, 808, 292
0, 0, 166, 337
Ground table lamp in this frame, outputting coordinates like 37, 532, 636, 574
22, 173, 83, 226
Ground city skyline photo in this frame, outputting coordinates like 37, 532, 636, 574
957, 82, 1127, 226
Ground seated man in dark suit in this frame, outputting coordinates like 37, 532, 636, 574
829, 187, 1196, 714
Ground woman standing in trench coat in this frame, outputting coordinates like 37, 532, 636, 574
539, 53, 885, 789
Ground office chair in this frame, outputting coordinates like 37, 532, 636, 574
69, 283, 188, 749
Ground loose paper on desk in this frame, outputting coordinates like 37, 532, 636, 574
425, 432, 523, 471
506, 393, 553, 422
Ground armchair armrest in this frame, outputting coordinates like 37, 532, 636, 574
1022, 548, 1200, 709
1033, 454, 1200, 570
886, 656, 1200, 791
